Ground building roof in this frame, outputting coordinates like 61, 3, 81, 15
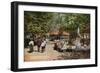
48, 31, 70, 36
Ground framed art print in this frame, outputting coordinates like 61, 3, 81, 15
11, 1, 98, 71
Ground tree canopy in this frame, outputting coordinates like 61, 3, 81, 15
24, 11, 90, 38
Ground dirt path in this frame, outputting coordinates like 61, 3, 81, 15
24, 43, 63, 62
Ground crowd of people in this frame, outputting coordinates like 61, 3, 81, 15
54, 38, 90, 52
28, 37, 47, 53
28, 36, 90, 53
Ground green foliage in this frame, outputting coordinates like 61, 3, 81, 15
24, 11, 53, 36
64, 13, 90, 32
24, 11, 90, 38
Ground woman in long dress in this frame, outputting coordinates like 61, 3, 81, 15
28, 39, 34, 53
75, 38, 81, 50
41, 39, 47, 53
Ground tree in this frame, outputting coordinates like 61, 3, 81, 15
61, 13, 90, 44
24, 11, 53, 37
24, 11, 90, 40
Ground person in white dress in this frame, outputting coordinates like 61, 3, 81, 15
41, 39, 47, 53
75, 38, 81, 49
28, 39, 34, 53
